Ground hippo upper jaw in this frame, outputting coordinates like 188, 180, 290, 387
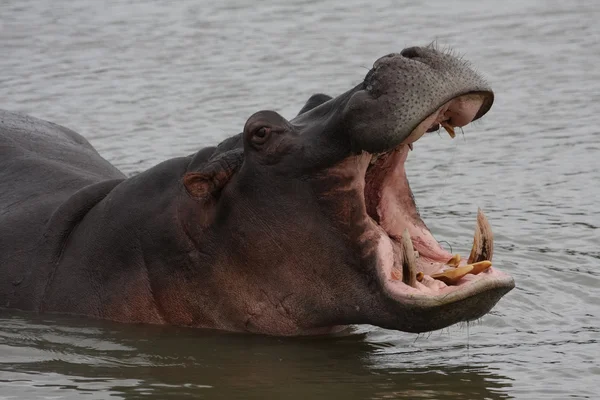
341, 47, 494, 154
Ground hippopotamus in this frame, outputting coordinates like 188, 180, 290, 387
0, 46, 514, 336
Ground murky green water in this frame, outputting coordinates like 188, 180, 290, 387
1, 0, 599, 398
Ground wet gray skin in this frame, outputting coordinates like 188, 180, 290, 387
0, 45, 513, 336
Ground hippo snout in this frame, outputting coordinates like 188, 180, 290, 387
342, 46, 494, 154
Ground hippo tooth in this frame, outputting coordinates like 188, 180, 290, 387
446, 253, 461, 267
466, 260, 492, 275
416, 271, 424, 282
467, 208, 494, 264
440, 121, 456, 138
431, 265, 474, 285
401, 229, 417, 287
370, 153, 379, 165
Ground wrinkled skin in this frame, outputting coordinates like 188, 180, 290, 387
0, 46, 514, 336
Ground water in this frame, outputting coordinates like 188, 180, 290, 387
1, 0, 598, 398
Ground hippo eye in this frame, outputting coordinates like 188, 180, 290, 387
251, 126, 271, 146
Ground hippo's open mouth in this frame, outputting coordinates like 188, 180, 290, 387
287, 47, 516, 333
356, 93, 514, 325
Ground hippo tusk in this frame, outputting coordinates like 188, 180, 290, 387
446, 253, 461, 267
467, 260, 492, 275
370, 153, 380, 165
440, 121, 456, 138
401, 229, 417, 287
468, 208, 494, 264
431, 265, 474, 285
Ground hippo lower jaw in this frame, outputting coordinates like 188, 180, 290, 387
357, 95, 514, 332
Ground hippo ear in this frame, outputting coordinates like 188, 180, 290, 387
183, 149, 243, 199
296, 93, 332, 116
183, 173, 218, 199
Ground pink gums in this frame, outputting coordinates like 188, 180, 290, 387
365, 145, 453, 275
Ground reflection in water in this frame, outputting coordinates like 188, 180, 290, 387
0, 312, 513, 400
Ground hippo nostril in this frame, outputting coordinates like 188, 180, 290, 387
400, 47, 421, 59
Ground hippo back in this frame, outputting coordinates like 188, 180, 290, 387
0, 110, 125, 308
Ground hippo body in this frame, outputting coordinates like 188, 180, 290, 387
0, 112, 121, 306
0, 47, 514, 336
1, 110, 224, 324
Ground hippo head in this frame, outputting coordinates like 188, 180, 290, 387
182, 46, 514, 335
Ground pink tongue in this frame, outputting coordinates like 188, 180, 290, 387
375, 146, 453, 263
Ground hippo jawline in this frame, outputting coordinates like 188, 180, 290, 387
352, 97, 514, 331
